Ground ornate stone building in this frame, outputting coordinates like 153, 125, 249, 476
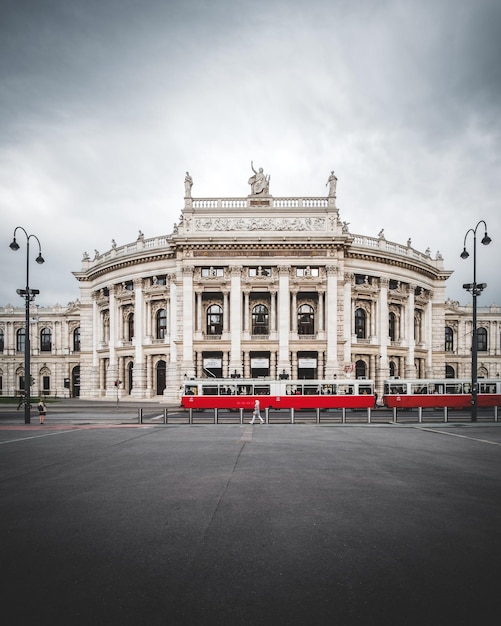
1, 168, 500, 401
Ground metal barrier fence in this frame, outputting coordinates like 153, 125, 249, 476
138, 406, 499, 424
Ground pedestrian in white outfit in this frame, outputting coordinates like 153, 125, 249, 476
250, 399, 264, 424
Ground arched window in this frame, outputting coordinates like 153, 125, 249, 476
355, 359, 367, 379
477, 327, 488, 352
445, 327, 454, 352
445, 365, 455, 378
73, 328, 81, 352
156, 308, 167, 339
0, 328, 4, 353
127, 313, 134, 341
40, 328, 52, 352
128, 362, 133, 394
389, 312, 396, 341
355, 308, 366, 339
389, 360, 397, 378
16, 328, 25, 353
252, 304, 269, 335
156, 360, 166, 395
298, 304, 314, 335
206, 304, 223, 335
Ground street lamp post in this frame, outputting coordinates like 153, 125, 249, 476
460, 220, 491, 422
9, 227, 45, 424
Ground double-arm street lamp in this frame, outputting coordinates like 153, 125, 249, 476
9, 227, 45, 424
460, 220, 491, 422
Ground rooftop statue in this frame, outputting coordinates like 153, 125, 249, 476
184, 171, 193, 198
326, 170, 337, 197
248, 161, 270, 195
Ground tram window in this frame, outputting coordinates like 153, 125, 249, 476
184, 385, 198, 395
337, 384, 354, 395
303, 385, 319, 395
463, 383, 471, 393
203, 385, 219, 396
446, 383, 462, 394
411, 384, 427, 394
254, 385, 270, 395
359, 386, 372, 395
480, 383, 496, 394
432, 385, 444, 394
321, 384, 335, 395
237, 385, 252, 395
389, 384, 404, 394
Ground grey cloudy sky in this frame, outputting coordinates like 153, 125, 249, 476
1, 0, 500, 307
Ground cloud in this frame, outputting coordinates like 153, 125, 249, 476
1, 0, 500, 308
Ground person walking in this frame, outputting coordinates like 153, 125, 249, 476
38, 398, 47, 425
249, 399, 264, 424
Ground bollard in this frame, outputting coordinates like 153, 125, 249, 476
265, 407, 269, 424
316, 407, 320, 424
189, 408, 193, 425
367, 407, 371, 424
393, 407, 397, 423
418, 407, 422, 423
291, 407, 295, 424
163, 408, 168, 424
138, 407, 143, 424
444, 406, 448, 423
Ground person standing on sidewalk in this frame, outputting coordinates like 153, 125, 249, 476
249, 399, 264, 424
38, 398, 47, 425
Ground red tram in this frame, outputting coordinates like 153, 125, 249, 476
383, 378, 501, 409
181, 378, 375, 410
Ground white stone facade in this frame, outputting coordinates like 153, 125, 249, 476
1, 185, 500, 401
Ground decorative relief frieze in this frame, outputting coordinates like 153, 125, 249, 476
194, 217, 326, 232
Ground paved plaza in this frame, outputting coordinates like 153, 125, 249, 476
1, 420, 500, 625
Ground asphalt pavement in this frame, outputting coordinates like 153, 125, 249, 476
1, 419, 500, 625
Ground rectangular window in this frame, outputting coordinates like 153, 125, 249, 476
201, 267, 224, 277
249, 267, 271, 277
296, 267, 319, 277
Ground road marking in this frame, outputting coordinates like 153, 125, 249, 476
238, 425, 254, 443
0, 429, 81, 445
414, 426, 501, 446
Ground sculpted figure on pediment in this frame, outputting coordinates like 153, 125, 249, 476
248, 161, 270, 195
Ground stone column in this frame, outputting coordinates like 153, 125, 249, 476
343, 273, 353, 366
378, 277, 389, 371
106, 285, 118, 398
277, 266, 291, 375
182, 267, 194, 376
90, 295, 100, 398
405, 283, 417, 378
325, 266, 338, 377
291, 290, 298, 332
243, 290, 250, 334
223, 290, 230, 333
425, 296, 434, 377
196, 291, 202, 333
318, 289, 325, 332
229, 267, 242, 374
270, 289, 277, 332
132, 278, 146, 397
